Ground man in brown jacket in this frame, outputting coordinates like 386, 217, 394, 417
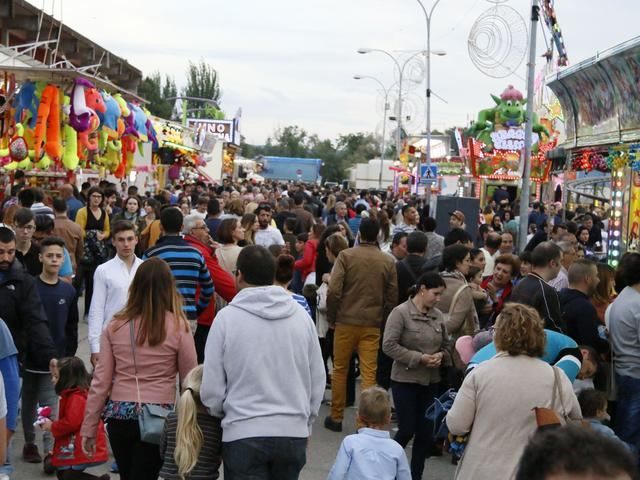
324, 217, 398, 432
52, 198, 83, 275
292, 192, 314, 234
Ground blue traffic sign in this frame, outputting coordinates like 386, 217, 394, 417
419, 165, 439, 184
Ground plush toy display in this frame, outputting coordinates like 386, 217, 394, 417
4, 77, 157, 175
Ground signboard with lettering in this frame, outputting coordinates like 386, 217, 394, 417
187, 119, 238, 146
467, 85, 556, 181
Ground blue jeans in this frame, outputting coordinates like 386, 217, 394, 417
615, 374, 640, 457
222, 437, 307, 480
392, 381, 440, 480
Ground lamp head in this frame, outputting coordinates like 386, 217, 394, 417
357, 48, 372, 54
432, 49, 447, 56
353, 75, 363, 80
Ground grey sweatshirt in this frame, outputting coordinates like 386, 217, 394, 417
201, 285, 326, 442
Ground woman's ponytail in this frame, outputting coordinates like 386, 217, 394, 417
174, 366, 204, 479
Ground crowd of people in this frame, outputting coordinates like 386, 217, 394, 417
0, 172, 637, 480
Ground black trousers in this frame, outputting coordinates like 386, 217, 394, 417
194, 324, 210, 363
392, 381, 439, 480
106, 418, 162, 480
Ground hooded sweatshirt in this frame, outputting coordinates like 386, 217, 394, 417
201, 285, 326, 442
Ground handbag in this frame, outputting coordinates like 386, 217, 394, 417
534, 366, 568, 431
129, 321, 172, 445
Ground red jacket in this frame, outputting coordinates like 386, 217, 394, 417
481, 276, 513, 318
185, 235, 237, 327
295, 238, 318, 280
52, 388, 108, 468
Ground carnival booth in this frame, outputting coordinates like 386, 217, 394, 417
0, 66, 155, 200
465, 85, 558, 207
547, 37, 640, 266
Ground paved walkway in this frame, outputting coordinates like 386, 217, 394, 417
12, 321, 457, 480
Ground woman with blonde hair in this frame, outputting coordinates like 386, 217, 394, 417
80, 257, 197, 480
592, 262, 616, 324
159, 365, 222, 480
446, 303, 581, 480
240, 213, 258, 246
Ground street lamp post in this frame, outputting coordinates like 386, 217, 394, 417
415, 0, 444, 212
357, 49, 427, 175
353, 75, 392, 189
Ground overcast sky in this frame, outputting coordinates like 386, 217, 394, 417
40, 0, 640, 144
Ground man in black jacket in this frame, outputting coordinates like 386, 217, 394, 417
511, 241, 565, 332
396, 231, 430, 304
0, 227, 57, 462
0, 227, 56, 372
559, 259, 609, 354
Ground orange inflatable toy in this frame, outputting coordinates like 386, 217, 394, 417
33, 84, 61, 160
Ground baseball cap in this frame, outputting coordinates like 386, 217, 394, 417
449, 210, 466, 223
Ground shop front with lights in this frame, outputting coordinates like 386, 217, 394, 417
547, 37, 640, 266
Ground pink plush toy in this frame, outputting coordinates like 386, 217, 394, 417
33, 405, 52, 427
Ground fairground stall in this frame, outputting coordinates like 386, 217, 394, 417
0, 65, 154, 201
465, 85, 559, 207
547, 37, 640, 266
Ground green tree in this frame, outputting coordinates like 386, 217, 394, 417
337, 132, 379, 166
264, 125, 311, 158
137, 72, 176, 118
184, 60, 223, 119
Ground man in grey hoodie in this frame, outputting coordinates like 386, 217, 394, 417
201, 245, 326, 480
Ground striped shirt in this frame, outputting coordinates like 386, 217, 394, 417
159, 411, 222, 480
292, 293, 312, 317
144, 236, 214, 320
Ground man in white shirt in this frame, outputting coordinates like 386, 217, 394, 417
549, 240, 576, 291
254, 204, 285, 248
392, 205, 420, 235
87, 220, 143, 367
481, 232, 502, 277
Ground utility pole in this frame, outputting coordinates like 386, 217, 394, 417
518, 0, 540, 252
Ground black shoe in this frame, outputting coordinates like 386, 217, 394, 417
324, 415, 342, 432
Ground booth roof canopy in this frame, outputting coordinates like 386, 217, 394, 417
0, 0, 142, 92
259, 156, 323, 165
547, 35, 640, 148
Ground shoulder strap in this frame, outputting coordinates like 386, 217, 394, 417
552, 366, 567, 420
449, 284, 470, 315
129, 321, 142, 408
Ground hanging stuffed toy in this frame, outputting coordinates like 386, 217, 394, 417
129, 103, 148, 142
14, 81, 38, 127
144, 109, 159, 150
77, 88, 106, 156
98, 91, 122, 139
62, 124, 80, 170
33, 84, 62, 161
69, 78, 95, 132
35, 153, 52, 170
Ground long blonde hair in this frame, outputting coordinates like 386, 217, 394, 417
175, 365, 204, 479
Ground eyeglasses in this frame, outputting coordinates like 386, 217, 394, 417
90, 194, 103, 199
192, 225, 209, 231
17, 225, 35, 232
